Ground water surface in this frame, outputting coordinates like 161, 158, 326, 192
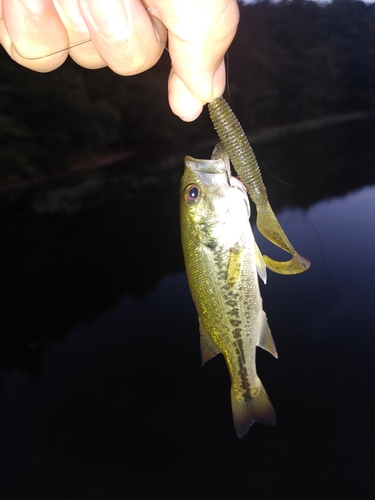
1, 119, 374, 499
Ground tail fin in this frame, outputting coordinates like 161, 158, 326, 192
231, 382, 276, 438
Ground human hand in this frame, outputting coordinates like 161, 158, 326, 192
0, 0, 239, 121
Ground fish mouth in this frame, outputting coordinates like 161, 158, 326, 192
184, 142, 232, 187
184, 157, 227, 187
184, 157, 226, 174
184, 144, 250, 202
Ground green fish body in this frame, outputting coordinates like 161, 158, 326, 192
180, 143, 278, 438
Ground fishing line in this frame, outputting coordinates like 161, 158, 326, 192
266, 166, 330, 285
12, 5, 169, 59
276, 170, 329, 282
15, 35, 170, 59
16, 6, 169, 61
258, 159, 292, 188
225, 51, 231, 97
294, 207, 330, 287
262, 159, 329, 282
13, 38, 93, 60
248, 146, 329, 282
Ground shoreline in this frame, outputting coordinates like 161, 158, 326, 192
248, 110, 372, 143
1, 110, 372, 194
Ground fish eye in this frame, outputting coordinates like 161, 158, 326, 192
184, 184, 200, 204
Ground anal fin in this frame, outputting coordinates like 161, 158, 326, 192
257, 311, 278, 358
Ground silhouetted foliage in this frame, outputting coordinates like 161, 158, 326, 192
232, 0, 375, 129
1, 0, 375, 181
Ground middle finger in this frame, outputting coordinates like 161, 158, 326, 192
78, 0, 167, 75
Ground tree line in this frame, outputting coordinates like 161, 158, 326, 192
1, 0, 375, 181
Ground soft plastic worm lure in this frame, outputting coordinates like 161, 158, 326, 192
207, 97, 310, 275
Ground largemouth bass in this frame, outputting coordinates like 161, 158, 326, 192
180, 143, 278, 438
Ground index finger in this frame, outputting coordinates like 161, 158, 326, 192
152, 0, 239, 116
169, 1, 239, 101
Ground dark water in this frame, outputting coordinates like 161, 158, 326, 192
1, 118, 375, 499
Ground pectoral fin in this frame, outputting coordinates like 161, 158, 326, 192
257, 312, 278, 358
227, 247, 243, 288
199, 318, 220, 366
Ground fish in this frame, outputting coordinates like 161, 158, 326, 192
180, 142, 278, 438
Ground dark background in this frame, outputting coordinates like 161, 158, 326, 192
1, 1, 375, 499
2, 0, 375, 184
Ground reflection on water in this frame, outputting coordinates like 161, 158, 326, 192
1, 120, 375, 498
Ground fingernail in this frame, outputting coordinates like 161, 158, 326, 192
79, 0, 128, 36
20, 0, 47, 16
